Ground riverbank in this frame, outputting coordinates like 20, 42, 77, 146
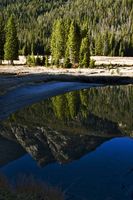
0, 63, 133, 95
0, 81, 98, 120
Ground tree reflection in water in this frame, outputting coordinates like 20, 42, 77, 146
0, 84, 133, 167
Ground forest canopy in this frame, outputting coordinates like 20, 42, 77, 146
0, 0, 133, 56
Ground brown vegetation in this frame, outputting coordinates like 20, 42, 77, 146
0, 174, 64, 200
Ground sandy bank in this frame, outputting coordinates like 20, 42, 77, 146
1, 63, 133, 76
2, 56, 133, 66
0, 63, 133, 95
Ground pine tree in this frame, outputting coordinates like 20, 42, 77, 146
110, 34, 115, 56
0, 15, 5, 64
119, 42, 124, 56
95, 34, 103, 56
79, 37, 90, 68
65, 21, 81, 65
51, 19, 65, 65
23, 43, 29, 56
4, 15, 19, 65
103, 32, 110, 56
64, 19, 71, 44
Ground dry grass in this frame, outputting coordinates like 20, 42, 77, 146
0, 174, 65, 200
0, 174, 10, 188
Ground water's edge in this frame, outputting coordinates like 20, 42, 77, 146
0, 81, 103, 120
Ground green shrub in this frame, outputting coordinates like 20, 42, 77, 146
26, 55, 46, 66
45, 55, 49, 67
64, 58, 72, 68
26, 55, 36, 66
35, 56, 42, 66
89, 59, 96, 68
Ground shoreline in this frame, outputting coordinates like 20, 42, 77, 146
0, 81, 101, 120
1, 64, 133, 95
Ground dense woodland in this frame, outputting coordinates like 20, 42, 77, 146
0, 0, 133, 65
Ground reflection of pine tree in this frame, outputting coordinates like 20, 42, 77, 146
66, 91, 80, 119
52, 95, 70, 121
6, 85, 133, 135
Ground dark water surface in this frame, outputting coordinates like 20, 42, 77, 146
0, 84, 133, 200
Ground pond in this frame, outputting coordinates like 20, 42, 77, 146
0, 83, 133, 200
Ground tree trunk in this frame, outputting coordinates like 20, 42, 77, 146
9, 60, 14, 65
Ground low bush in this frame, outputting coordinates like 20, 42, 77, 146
26, 55, 36, 66
26, 55, 46, 67
64, 58, 72, 68
89, 59, 96, 68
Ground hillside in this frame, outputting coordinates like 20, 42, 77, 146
0, 0, 133, 56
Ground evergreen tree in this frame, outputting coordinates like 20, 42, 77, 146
4, 15, 19, 64
95, 34, 103, 56
1, 0, 133, 57
65, 21, 81, 65
23, 43, 29, 56
64, 19, 71, 44
51, 19, 65, 65
79, 36, 90, 68
119, 42, 124, 56
110, 34, 116, 56
0, 15, 5, 64
103, 32, 110, 56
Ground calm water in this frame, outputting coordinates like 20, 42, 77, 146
0, 84, 133, 200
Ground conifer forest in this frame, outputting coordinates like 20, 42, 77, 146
0, 0, 133, 66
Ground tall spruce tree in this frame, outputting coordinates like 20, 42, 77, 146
110, 34, 115, 56
0, 15, 5, 64
65, 21, 81, 65
4, 15, 19, 64
79, 37, 90, 68
51, 19, 65, 65
95, 34, 103, 56
103, 32, 110, 56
